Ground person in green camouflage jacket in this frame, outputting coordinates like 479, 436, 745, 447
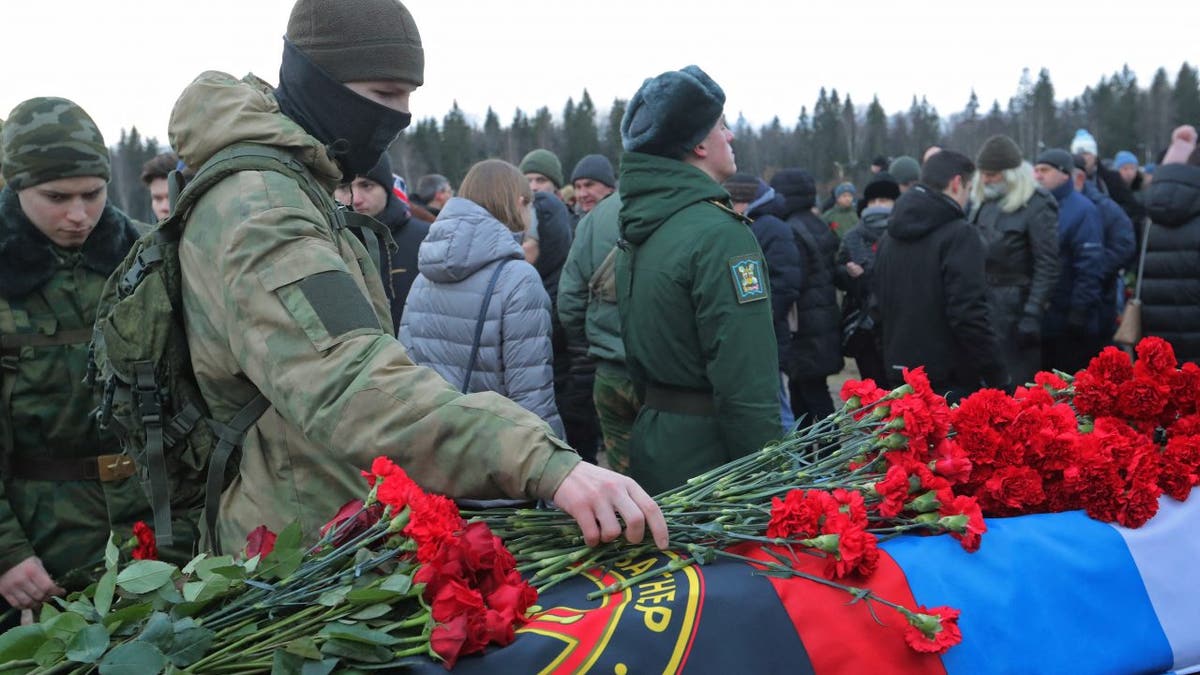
615, 66, 781, 494
170, 0, 665, 553
0, 97, 179, 622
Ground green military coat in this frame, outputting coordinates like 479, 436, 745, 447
0, 187, 183, 581
615, 152, 780, 494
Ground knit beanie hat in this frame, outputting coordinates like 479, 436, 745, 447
834, 182, 856, 198
888, 155, 920, 185
621, 65, 725, 157
286, 0, 424, 86
1113, 150, 1138, 170
519, 149, 564, 188
1, 97, 110, 190
1035, 148, 1075, 176
1070, 129, 1098, 156
364, 152, 394, 193
976, 135, 1023, 172
570, 154, 616, 188
723, 172, 759, 202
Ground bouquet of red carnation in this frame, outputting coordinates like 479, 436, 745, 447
0, 457, 532, 672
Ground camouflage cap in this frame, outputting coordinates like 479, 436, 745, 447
1, 97, 110, 190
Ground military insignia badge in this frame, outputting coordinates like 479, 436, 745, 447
728, 255, 767, 303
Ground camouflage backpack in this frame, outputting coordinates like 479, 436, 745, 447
89, 143, 389, 553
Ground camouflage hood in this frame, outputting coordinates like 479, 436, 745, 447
168, 71, 342, 191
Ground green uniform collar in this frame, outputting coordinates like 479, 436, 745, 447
617, 151, 734, 246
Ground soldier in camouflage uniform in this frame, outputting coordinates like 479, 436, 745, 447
558, 192, 639, 475
169, 0, 666, 552
0, 98, 184, 623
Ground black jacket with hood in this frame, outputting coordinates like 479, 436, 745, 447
874, 184, 1006, 390
770, 169, 843, 380
1141, 163, 1200, 364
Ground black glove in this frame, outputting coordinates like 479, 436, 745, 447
1066, 309, 1088, 337
1015, 314, 1042, 349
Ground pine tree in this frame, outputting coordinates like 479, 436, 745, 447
563, 90, 600, 177
1172, 63, 1200, 130
861, 97, 888, 168
602, 98, 626, 167
1144, 68, 1173, 159
531, 107, 556, 154
440, 102, 474, 185
510, 108, 534, 160
481, 107, 503, 160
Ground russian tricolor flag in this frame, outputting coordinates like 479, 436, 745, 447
435, 489, 1200, 674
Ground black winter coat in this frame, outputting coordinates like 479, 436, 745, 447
874, 185, 1006, 390
770, 169, 842, 380
369, 196, 430, 334
748, 194, 803, 370
1142, 163, 1200, 364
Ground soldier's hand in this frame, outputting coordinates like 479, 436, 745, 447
553, 462, 669, 550
0, 556, 64, 609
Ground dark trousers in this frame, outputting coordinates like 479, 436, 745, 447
789, 377, 834, 427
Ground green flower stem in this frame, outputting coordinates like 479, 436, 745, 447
186, 604, 326, 672
395, 643, 435, 659
585, 555, 696, 600
712, 549, 907, 614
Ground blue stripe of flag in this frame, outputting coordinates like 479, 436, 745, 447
883, 509, 1174, 675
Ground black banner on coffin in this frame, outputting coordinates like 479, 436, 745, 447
424, 551, 815, 674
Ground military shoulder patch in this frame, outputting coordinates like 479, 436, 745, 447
728, 254, 767, 304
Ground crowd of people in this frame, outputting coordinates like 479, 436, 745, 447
2, 0, 1199, 633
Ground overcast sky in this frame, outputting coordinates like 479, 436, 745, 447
1, 0, 1194, 149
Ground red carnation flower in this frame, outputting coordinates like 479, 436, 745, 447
903, 605, 963, 654
938, 494, 987, 552
132, 521, 157, 561
1085, 347, 1135, 384
1134, 336, 1178, 378
874, 465, 912, 518
1033, 371, 1069, 390
1117, 377, 1170, 422
245, 525, 277, 559
979, 465, 1045, 515
840, 378, 887, 408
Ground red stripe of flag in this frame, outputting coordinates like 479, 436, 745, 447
732, 543, 947, 675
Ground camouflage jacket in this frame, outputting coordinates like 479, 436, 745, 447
169, 72, 580, 547
0, 186, 153, 577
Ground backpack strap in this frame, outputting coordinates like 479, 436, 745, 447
461, 259, 512, 393
133, 360, 174, 544
204, 393, 271, 555
0, 328, 93, 354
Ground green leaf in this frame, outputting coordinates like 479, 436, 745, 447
316, 586, 351, 607
153, 581, 184, 606
39, 603, 60, 621
105, 533, 120, 570
43, 611, 88, 644
164, 626, 213, 667
317, 623, 398, 646
181, 553, 207, 576
283, 636, 323, 660
33, 638, 66, 668
344, 588, 400, 605
272, 649, 337, 675
95, 567, 118, 617
347, 604, 392, 621
0, 624, 46, 662
65, 624, 110, 664
259, 522, 303, 581
300, 657, 340, 675
98, 641, 167, 675
379, 573, 412, 596
182, 575, 233, 603
319, 638, 392, 664
116, 560, 177, 594
138, 613, 175, 652
102, 602, 155, 633
193, 556, 235, 581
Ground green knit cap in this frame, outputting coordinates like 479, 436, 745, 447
286, 0, 424, 86
1, 97, 110, 190
519, 149, 564, 189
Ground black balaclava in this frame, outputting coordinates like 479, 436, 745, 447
275, 38, 412, 179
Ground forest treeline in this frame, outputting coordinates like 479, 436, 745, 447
107, 63, 1200, 222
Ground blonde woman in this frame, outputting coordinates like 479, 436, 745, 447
400, 160, 564, 437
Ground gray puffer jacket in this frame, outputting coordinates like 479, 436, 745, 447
400, 197, 564, 437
